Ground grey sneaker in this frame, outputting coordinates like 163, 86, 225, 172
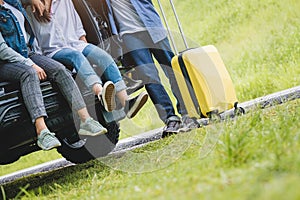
162, 116, 182, 138
179, 115, 200, 132
98, 81, 116, 112
37, 129, 61, 150
78, 117, 107, 136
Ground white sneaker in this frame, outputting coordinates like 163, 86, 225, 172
98, 81, 116, 112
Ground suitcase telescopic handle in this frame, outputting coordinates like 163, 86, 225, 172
156, 0, 189, 54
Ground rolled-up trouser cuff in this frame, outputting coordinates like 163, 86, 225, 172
115, 79, 127, 93
70, 91, 87, 112
32, 111, 48, 124
84, 74, 102, 90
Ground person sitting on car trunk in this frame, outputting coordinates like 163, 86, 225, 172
0, 0, 109, 151
26, 0, 149, 119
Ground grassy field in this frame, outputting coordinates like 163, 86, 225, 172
1, 0, 300, 199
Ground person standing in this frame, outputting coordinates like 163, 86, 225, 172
105, 0, 200, 136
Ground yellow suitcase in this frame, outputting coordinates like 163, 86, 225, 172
171, 45, 239, 118
157, 0, 242, 118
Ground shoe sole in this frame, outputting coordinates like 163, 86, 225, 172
100, 81, 116, 112
177, 126, 193, 132
37, 141, 61, 151
161, 131, 177, 138
162, 128, 182, 134
78, 128, 108, 136
127, 91, 148, 119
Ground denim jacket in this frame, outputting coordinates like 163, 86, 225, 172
106, 0, 167, 44
0, 0, 34, 58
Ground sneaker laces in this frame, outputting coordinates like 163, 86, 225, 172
83, 117, 104, 129
83, 117, 95, 126
182, 116, 200, 128
39, 131, 56, 143
167, 120, 179, 128
164, 120, 181, 132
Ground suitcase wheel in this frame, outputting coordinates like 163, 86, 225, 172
207, 110, 221, 121
234, 102, 245, 116
234, 106, 245, 116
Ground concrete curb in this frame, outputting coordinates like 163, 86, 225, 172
0, 128, 163, 185
0, 85, 299, 185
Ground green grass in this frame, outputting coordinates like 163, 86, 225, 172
0, 150, 61, 177
1, 0, 300, 199
2, 100, 299, 199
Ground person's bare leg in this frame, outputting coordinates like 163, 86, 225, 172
116, 90, 128, 107
77, 107, 90, 122
92, 83, 103, 96
35, 117, 48, 135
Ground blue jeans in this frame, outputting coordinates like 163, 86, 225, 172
122, 31, 187, 123
52, 44, 126, 92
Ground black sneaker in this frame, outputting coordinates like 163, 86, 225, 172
123, 75, 143, 91
162, 116, 182, 138
124, 91, 148, 118
179, 115, 200, 132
